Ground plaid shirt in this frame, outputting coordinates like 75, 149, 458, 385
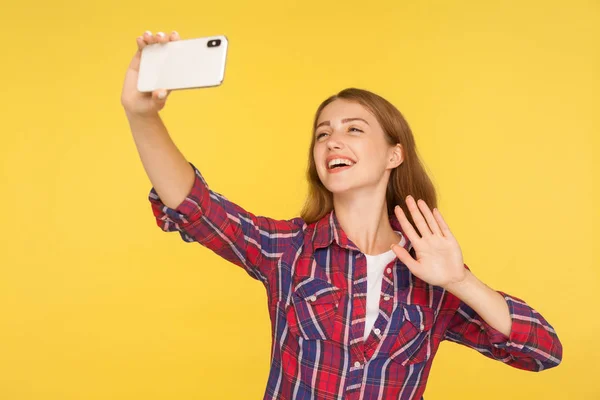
149, 163, 562, 400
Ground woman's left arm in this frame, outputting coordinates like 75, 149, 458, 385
390, 195, 563, 372
442, 266, 563, 371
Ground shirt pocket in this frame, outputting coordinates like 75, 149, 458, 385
388, 303, 436, 366
285, 277, 342, 341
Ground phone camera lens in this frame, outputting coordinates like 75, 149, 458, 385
207, 39, 222, 48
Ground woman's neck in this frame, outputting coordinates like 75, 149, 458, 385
333, 195, 402, 256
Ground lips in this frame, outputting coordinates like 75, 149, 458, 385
325, 155, 356, 169
327, 164, 354, 174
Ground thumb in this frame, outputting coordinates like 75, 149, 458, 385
391, 244, 418, 272
152, 89, 170, 110
153, 89, 170, 102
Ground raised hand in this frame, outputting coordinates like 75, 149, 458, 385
390, 195, 467, 289
121, 30, 181, 116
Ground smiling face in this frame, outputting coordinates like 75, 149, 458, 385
313, 99, 403, 194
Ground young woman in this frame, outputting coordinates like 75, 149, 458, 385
122, 31, 563, 400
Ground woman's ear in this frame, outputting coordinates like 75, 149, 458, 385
389, 144, 403, 167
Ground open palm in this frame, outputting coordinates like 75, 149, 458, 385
391, 195, 467, 289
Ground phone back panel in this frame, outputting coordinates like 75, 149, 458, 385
137, 35, 228, 92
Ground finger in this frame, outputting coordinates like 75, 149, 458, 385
390, 242, 419, 272
417, 199, 442, 236
169, 30, 180, 41
143, 30, 157, 44
394, 205, 421, 245
406, 195, 432, 237
136, 36, 147, 51
156, 31, 168, 43
433, 208, 453, 237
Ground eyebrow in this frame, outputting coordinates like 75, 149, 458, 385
316, 118, 370, 129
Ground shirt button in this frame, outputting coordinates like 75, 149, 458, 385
354, 361, 361, 368
386, 268, 392, 274
309, 295, 317, 302
383, 296, 391, 301
374, 328, 381, 335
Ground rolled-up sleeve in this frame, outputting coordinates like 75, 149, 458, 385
443, 290, 563, 372
148, 162, 303, 295
149, 163, 213, 236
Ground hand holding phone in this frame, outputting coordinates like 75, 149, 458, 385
121, 31, 180, 117
121, 31, 228, 117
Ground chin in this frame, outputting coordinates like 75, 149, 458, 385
318, 167, 368, 194
323, 180, 356, 194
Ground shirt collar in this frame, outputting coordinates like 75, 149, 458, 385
313, 208, 412, 253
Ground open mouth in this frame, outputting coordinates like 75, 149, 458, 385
327, 162, 355, 173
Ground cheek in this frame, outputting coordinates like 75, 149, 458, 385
313, 147, 323, 166
361, 148, 387, 172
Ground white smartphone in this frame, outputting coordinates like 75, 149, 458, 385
137, 35, 228, 93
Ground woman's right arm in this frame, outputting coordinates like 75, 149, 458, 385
122, 31, 303, 297
135, 113, 303, 293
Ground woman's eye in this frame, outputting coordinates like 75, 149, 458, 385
317, 128, 361, 139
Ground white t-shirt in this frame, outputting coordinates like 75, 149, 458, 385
363, 242, 402, 340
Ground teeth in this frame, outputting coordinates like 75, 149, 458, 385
328, 158, 355, 169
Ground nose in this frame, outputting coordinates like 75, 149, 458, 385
327, 140, 342, 151
325, 130, 346, 150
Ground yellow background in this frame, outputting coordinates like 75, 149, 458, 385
1, 0, 598, 398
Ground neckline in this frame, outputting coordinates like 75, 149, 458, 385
363, 240, 402, 258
